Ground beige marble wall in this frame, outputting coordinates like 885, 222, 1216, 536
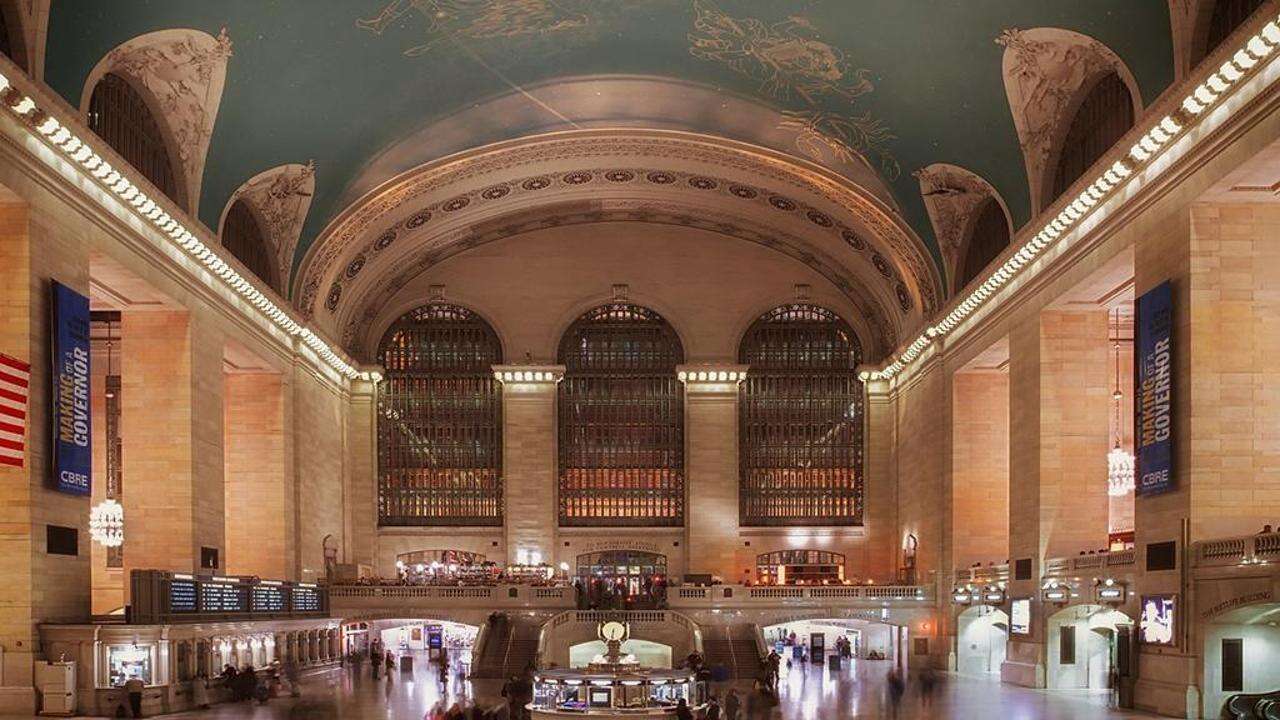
224, 372, 290, 579
951, 370, 1010, 570
293, 363, 347, 581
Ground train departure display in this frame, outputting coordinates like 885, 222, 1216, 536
169, 579, 198, 612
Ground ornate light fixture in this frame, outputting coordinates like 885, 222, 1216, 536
89, 498, 125, 547
1107, 309, 1135, 497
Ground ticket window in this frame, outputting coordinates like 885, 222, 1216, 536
105, 645, 155, 688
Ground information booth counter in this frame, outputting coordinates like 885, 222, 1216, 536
530, 668, 705, 717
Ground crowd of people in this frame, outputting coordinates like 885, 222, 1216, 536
345, 563, 568, 588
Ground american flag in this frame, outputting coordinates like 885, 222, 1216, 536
0, 353, 31, 468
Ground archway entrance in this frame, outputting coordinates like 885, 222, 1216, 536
1201, 602, 1280, 717
956, 605, 1008, 675
762, 618, 901, 665
576, 551, 667, 609
1046, 604, 1132, 691
569, 639, 673, 669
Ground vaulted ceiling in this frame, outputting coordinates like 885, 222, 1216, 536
44, 1, 1173, 256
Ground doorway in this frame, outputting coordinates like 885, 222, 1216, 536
576, 551, 667, 608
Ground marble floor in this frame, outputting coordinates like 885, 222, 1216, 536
80, 652, 1159, 720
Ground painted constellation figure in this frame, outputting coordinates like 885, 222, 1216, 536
688, 0, 897, 179
357, 0, 587, 56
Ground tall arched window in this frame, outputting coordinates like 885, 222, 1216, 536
222, 199, 277, 291
87, 72, 182, 206
557, 303, 684, 527
1047, 72, 1135, 207
1199, 0, 1266, 64
957, 197, 1011, 290
377, 304, 503, 526
739, 304, 863, 526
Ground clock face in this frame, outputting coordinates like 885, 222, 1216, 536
601, 622, 626, 642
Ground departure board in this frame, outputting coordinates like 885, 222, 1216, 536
169, 580, 198, 612
200, 582, 247, 612
292, 586, 321, 612
252, 585, 287, 613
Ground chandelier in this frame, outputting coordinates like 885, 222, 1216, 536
1107, 309, 1135, 497
89, 498, 125, 547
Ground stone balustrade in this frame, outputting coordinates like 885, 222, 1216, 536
1194, 531, 1280, 567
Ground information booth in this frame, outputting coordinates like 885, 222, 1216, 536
531, 668, 704, 717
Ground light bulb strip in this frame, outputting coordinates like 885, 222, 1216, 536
862, 15, 1280, 382
0, 68, 374, 384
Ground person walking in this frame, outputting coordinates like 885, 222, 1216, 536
887, 668, 905, 720
919, 667, 937, 709
385, 651, 396, 680
674, 698, 694, 720
124, 675, 145, 718
191, 671, 210, 710
705, 696, 722, 720
723, 688, 740, 720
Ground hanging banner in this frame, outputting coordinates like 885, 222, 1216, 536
1135, 281, 1173, 496
50, 281, 91, 495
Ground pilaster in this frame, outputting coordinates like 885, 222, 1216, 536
494, 365, 564, 564
678, 364, 747, 579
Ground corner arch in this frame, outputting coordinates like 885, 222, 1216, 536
218, 162, 317, 296
997, 27, 1142, 215
79, 27, 232, 216
914, 163, 1013, 295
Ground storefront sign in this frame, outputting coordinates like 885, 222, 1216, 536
1135, 281, 1174, 496
1096, 580, 1126, 604
951, 587, 973, 605
50, 282, 91, 495
1042, 583, 1070, 604
982, 587, 1006, 605
1010, 598, 1031, 635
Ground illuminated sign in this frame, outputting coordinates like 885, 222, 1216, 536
951, 587, 974, 605
1042, 583, 1070, 604
1140, 594, 1176, 645
1096, 580, 1126, 604
1010, 598, 1031, 635
982, 587, 1006, 605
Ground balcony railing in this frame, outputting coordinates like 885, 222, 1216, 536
667, 584, 932, 608
954, 549, 1137, 585
1195, 531, 1280, 567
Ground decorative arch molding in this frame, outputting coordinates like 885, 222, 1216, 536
297, 129, 942, 359
218, 162, 316, 294
997, 27, 1142, 215
346, 205, 895, 362
79, 27, 233, 215
913, 163, 1012, 296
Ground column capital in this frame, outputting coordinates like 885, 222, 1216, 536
677, 363, 748, 394
492, 364, 565, 386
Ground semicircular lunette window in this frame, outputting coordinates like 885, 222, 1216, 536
377, 304, 503, 526
558, 303, 685, 527
739, 304, 863, 527
87, 72, 182, 207
221, 199, 277, 291
1048, 71, 1135, 207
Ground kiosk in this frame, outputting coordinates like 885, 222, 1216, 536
530, 622, 707, 717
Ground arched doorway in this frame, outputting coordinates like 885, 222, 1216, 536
1201, 602, 1280, 717
1046, 604, 1132, 690
569, 639, 673, 668
956, 605, 1008, 675
576, 551, 668, 609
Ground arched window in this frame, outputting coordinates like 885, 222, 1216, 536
557, 303, 684, 527
221, 199, 277, 290
377, 304, 503, 526
739, 304, 863, 526
87, 72, 182, 206
1200, 0, 1266, 64
1048, 72, 1134, 207
957, 197, 1011, 290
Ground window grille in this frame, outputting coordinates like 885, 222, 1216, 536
377, 304, 503, 526
739, 304, 863, 526
222, 199, 277, 291
1048, 72, 1134, 206
557, 303, 684, 526
87, 73, 181, 206
958, 197, 1010, 289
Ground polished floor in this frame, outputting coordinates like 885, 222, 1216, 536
93, 651, 1158, 719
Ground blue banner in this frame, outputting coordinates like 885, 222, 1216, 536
51, 281, 91, 496
1135, 281, 1174, 496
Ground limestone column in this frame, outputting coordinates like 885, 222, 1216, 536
344, 370, 379, 570
0, 201, 92, 713
678, 364, 747, 579
494, 365, 563, 565
862, 377, 898, 583
1003, 308, 1111, 687
121, 310, 225, 579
